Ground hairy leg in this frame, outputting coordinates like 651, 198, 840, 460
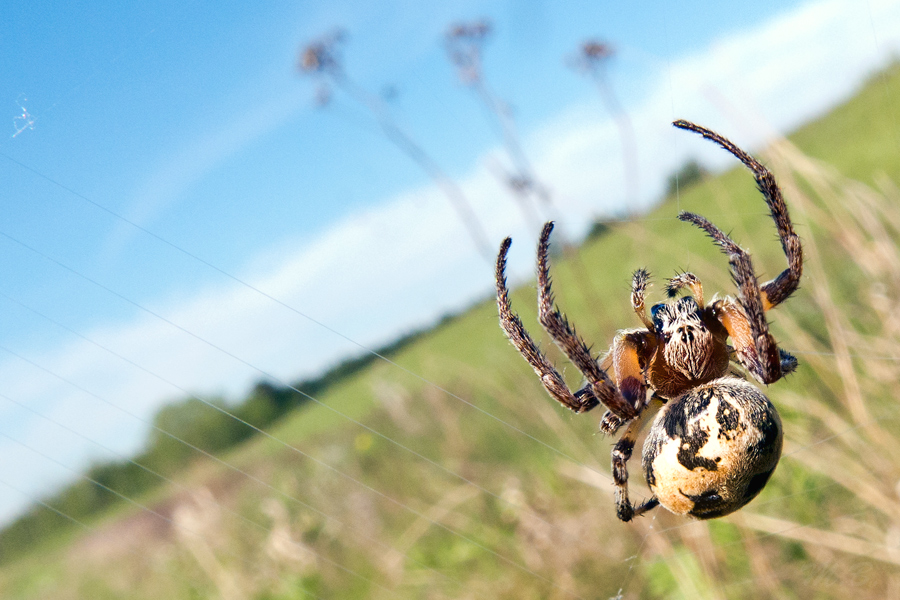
496, 237, 600, 413
612, 399, 662, 522
680, 213, 784, 383
666, 272, 705, 307
673, 120, 802, 309
535, 222, 640, 420
631, 268, 655, 329
673, 120, 801, 382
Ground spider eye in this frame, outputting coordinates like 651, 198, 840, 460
650, 303, 664, 319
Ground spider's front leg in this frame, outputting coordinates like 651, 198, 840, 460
535, 222, 645, 423
496, 237, 601, 415
495, 223, 641, 425
674, 120, 801, 384
673, 120, 802, 310
679, 213, 795, 383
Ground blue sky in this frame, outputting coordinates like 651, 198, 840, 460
0, 0, 898, 522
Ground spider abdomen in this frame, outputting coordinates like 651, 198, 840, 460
641, 377, 782, 519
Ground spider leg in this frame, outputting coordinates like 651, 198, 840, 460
679, 213, 784, 384
666, 272, 705, 307
536, 222, 641, 421
599, 412, 626, 435
613, 397, 663, 522
779, 348, 799, 374
631, 268, 655, 329
496, 237, 600, 414
727, 343, 797, 377
590, 328, 659, 434
673, 120, 802, 309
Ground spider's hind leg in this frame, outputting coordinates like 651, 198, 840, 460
612, 398, 662, 522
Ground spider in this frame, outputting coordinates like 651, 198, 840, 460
495, 120, 802, 521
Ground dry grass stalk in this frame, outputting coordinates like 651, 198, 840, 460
571, 40, 640, 208
172, 487, 244, 600
731, 511, 900, 566
299, 30, 494, 261
261, 497, 317, 572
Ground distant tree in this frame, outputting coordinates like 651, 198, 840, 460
586, 220, 611, 241
235, 381, 297, 428
87, 459, 157, 500
144, 397, 249, 473
666, 159, 709, 197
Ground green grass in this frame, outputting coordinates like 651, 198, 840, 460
3, 64, 900, 599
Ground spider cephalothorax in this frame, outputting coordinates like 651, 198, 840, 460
495, 120, 801, 521
651, 296, 727, 385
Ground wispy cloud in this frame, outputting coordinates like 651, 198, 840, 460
99, 87, 311, 265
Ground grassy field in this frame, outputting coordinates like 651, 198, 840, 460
2, 64, 900, 599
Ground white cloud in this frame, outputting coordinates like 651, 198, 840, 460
2, 0, 900, 524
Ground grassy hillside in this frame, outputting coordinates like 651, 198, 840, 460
2, 63, 900, 599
